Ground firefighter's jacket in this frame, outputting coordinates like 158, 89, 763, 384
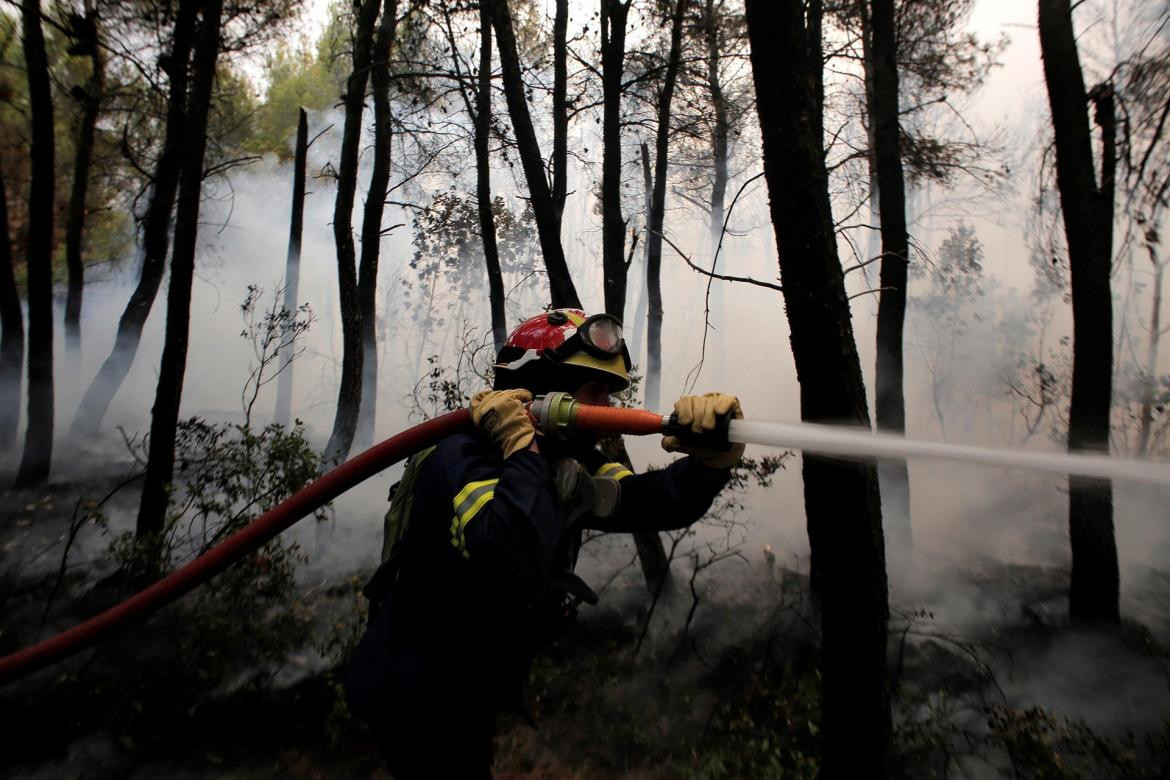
345, 430, 731, 726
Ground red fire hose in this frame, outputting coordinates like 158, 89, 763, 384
0, 399, 673, 686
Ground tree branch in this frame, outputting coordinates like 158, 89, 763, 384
653, 229, 783, 291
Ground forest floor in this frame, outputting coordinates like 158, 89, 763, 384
2, 468, 1170, 779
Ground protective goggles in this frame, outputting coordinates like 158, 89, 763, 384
547, 313, 631, 369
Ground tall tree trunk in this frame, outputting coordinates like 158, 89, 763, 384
324, 0, 380, 465
64, 4, 103, 359
71, 1, 199, 440
63, 2, 102, 357
601, 0, 630, 319
859, 0, 882, 301
704, 0, 728, 249
626, 142, 652, 368
489, 0, 581, 309
703, 0, 728, 382
355, 0, 400, 450
1038, 0, 1119, 626
865, 0, 913, 555
746, 0, 892, 774
1137, 239, 1164, 455
552, 0, 568, 231
136, 0, 223, 561
476, 2, 507, 353
598, 2, 671, 597
15, 0, 56, 487
275, 108, 309, 428
0, 156, 21, 451
644, 0, 685, 412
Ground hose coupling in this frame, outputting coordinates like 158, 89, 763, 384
529, 392, 579, 438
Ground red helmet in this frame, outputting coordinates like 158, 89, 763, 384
493, 309, 632, 393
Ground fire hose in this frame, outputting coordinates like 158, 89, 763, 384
0, 395, 692, 686
5, 391, 1168, 686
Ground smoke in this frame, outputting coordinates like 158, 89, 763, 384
3, 0, 1168, 762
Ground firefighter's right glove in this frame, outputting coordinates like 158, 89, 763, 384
661, 392, 745, 470
470, 389, 536, 459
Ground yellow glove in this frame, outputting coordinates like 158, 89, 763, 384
661, 392, 745, 469
470, 389, 536, 458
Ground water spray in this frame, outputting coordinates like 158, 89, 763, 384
729, 419, 1170, 486
2, 394, 1168, 685
534, 393, 1170, 485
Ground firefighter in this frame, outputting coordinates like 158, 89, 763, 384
345, 309, 744, 778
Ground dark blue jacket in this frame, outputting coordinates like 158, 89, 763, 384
346, 431, 730, 725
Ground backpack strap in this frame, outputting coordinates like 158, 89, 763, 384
363, 446, 438, 623
380, 445, 437, 563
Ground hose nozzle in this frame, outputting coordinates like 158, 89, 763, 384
663, 411, 734, 452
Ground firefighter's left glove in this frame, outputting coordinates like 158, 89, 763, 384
662, 392, 745, 470
470, 389, 537, 459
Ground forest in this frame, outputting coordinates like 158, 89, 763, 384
0, 0, 1168, 776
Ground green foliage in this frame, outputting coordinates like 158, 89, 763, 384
81, 415, 323, 735
411, 345, 494, 420
102, 282, 324, 685
239, 284, 316, 419
906, 221, 1068, 440
689, 661, 821, 779
913, 221, 984, 300
990, 705, 1111, 779
611, 366, 643, 409
401, 192, 537, 371
317, 574, 370, 747
248, 43, 341, 158
110, 416, 324, 578
984, 704, 1168, 779
895, 681, 1170, 777
408, 191, 537, 298
507, 615, 822, 779
208, 64, 263, 162
0, 8, 133, 273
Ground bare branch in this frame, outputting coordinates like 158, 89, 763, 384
653, 229, 783, 291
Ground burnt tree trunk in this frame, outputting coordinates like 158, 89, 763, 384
865, 0, 912, 555
601, 0, 630, 319
703, 0, 729, 382
64, 3, 103, 358
703, 0, 728, 248
274, 108, 309, 428
746, 0, 892, 773
489, 0, 580, 309
355, 0, 400, 450
71, 0, 199, 439
475, 1, 507, 352
324, 0, 380, 465
644, 0, 684, 411
552, 0, 568, 231
15, 0, 56, 487
626, 142, 652, 365
859, 0, 881, 288
599, 0, 671, 597
0, 156, 22, 450
1038, 0, 1119, 626
1137, 240, 1164, 455
136, 0, 223, 557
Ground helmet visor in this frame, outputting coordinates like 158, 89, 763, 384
584, 316, 623, 355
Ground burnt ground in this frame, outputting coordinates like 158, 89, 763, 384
2, 472, 1170, 779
